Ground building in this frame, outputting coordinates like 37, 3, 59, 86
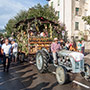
47, 0, 90, 40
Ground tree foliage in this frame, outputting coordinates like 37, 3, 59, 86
5, 4, 58, 36
82, 16, 90, 25
27, 4, 58, 21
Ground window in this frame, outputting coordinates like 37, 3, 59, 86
75, 22, 79, 30
75, 36, 79, 39
51, 2, 53, 8
58, 0, 60, 6
58, 11, 60, 18
75, 8, 79, 15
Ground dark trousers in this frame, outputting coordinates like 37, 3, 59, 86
82, 47, 85, 55
3, 55, 11, 70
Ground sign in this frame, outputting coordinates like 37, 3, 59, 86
62, 31, 65, 36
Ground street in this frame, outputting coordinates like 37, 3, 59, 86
0, 61, 90, 90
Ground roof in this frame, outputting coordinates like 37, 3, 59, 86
15, 17, 58, 28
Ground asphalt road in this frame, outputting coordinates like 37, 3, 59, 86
0, 62, 90, 90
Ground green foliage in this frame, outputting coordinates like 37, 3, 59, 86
5, 4, 58, 36
0, 33, 4, 39
14, 10, 28, 23
82, 16, 90, 25
27, 4, 58, 21
5, 19, 16, 36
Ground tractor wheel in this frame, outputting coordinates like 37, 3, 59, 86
56, 65, 68, 85
84, 64, 90, 81
36, 50, 48, 73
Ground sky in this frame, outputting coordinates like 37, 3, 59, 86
0, 0, 48, 29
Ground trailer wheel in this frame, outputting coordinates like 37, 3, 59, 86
56, 65, 67, 85
84, 64, 90, 81
36, 50, 48, 73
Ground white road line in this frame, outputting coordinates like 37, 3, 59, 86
73, 80, 90, 89
52, 72, 90, 89
52, 72, 56, 75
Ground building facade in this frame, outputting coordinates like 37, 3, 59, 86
48, 0, 90, 40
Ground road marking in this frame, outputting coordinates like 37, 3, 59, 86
52, 72, 56, 75
73, 80, 90, 89
35, 64, 90, 89
52, 72, 90, 89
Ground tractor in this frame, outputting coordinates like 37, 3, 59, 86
36, 48, 90, 85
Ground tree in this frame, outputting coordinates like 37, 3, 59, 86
5, 19, 16, 36
5, 10, 28, 36
82, 16, 90, 25
14, 10, 28, 23
27, 4, 58, 21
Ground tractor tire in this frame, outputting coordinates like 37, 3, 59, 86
56, 65, 68, 85
36, 50, 48, 73
84, 64, 90, 81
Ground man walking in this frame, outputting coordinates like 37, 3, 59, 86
11, 39, 18, 64
1, 39, 12, 72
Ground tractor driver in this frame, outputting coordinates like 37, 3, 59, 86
51, 38, 61, 64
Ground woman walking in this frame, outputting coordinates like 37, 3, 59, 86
81, 40, 85, 55
77, 40, 82, 53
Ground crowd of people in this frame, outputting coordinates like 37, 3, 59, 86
0, 38, 18, 72
51, 37, 85, 65
65, 40, 85, 54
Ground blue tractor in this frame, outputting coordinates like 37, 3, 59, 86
36, 48, 90, 85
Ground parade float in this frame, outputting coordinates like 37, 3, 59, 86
15, 17, 66, 61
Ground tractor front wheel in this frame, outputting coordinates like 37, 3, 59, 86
56, 65, 68, 85
84, 64, 90, 81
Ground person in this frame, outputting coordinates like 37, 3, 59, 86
11, 39, 18, 63
1, 39, 12, 72
51, 38, 61, 64
0, 41, 2, 64
40, 32, 46, 37
65, 41, 70, 50
81, 40, 85, 55
60, 39, 65, 49
69, 41, 73, 51
73, 40, 77, 51
77, 40, 82, 53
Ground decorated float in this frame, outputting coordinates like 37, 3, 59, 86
14, 17, 66, 61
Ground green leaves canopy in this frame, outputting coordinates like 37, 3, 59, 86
5, 4, 58, 36
82, 16, 90, 25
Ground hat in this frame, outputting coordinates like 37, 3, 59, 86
11, 39, 16, 42
54, 38, 58, 41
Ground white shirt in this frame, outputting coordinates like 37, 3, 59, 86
12, 43, 18, 53
2, 43, 12, 55
66, 43, 69, 48
82, 42, 85, 47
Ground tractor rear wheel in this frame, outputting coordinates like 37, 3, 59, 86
36, 50, 48, 73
